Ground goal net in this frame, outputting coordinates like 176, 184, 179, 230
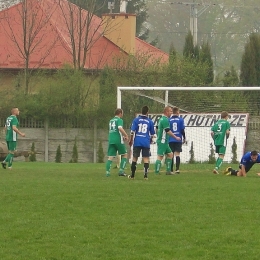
117, 86, 260, 164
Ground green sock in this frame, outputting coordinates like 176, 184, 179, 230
155, 160, 161, 173
216, 158, 223, 169
106, 160, 112, 173
165, 158, 172, 172
119, 158, 127, 173
4, 153, 11, 163
8, 154, 14, 168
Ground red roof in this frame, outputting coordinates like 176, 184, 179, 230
0, 0, 168, 69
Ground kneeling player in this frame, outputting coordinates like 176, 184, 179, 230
224, 150, 260, 177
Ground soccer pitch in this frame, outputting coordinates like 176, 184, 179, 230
1, 162, 260, 260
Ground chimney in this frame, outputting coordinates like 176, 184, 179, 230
102, 1, 136, 55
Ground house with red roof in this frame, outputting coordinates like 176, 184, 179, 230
0, 0, 168, 70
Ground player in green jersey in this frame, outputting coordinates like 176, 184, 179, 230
155, 106, 181, 175
211, 111, 230, 174
105, 108, 129, 177
1, 107, 25, 169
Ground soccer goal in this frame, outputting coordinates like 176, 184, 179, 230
117, 86, 260, 164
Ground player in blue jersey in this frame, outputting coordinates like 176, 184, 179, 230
168, 106, 186, 174
223, 150, 260, 177
128, 106, 155, 180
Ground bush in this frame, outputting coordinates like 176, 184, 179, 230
55, 144, 62, 163
231, 137, 238, 164
29, 142, 36, 162
69, 138, 78, 163
189, 141, 195, 164
208, 143, 216, 164
97, 141, 104, 163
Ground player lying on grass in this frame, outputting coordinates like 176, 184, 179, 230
224, 150, 260, 177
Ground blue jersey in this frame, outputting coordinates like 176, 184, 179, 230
130, 115, 155, 148
240, 152, 260, 168
169, 115, 185, 143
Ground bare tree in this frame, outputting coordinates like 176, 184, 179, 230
58, 0, 120, 70
0, 0, 58, 93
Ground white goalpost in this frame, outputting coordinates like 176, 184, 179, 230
117, 86, 260, 164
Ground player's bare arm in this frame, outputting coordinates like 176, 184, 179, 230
129, 131, 134, 146
167, 129, 181, 141
12, 125, 25, 137
119, 127, 128, 141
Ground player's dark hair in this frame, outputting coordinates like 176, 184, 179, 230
251, 150, 258, 156
172, 106, 179, 114
114, 108, 123, 116
221, 111, 229, 119
142, 106, 149, 115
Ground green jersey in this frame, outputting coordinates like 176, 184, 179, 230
5, 115, 19, 142
108, 116, 124, 144
211, 119, 230, 146
157, 115, 170, 144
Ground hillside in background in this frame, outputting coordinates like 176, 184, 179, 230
146, 0, 260, 75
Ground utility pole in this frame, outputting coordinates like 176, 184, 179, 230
171, 1, 215, 45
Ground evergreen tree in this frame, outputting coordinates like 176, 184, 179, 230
222, 66, 239, 86
240, 33, 260, 86
231, 137, 238, 164
208, 143, 216, 164
29, 142, 36, 162
183, 31, 194, 59
55, 145, 62, 163
169, 43, 177, 66
97, 141, 105, 163
70, 138, 78, 163
200, 42, 214, 84
189, 141, 195, 164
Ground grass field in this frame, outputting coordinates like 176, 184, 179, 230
1, 162, 260, 260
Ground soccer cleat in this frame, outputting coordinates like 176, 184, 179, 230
118, 172, 127, 177
144, 177, 148, 180
166, 171, 175, 175
128, 175, 134, 179
213, 169, 219, 174
106, 171, 111, 177
1, 162, 6, 169
223, 167, 232, 175
175, 170, 180, 174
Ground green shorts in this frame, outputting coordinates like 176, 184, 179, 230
6, 141, 17, 151
215, 145, 226, 155
107, 143, 127, 157
157, 143, 172, 156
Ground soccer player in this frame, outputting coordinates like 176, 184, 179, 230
128, 106, 155, 180
169, 106, 186, 174
105, 108, 128, 177
224, 150, 260, 177
155, 106, 181, 175
1, 107, 25, 169
211, 111, 230, 174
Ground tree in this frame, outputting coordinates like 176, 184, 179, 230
199, 42, 214, 84
55, 145, 62, 163
59, 0, 120, 70
240, 33, 260, 86
222, 66, 239, 86
0, 0, 57, 93
29, 142, 36, 162
70, 138, 78, 163
183, 31, 194, 59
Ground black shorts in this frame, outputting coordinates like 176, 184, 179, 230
169, 142, 182, 153
239, 164, 253, 173
133, 147, 150, 158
